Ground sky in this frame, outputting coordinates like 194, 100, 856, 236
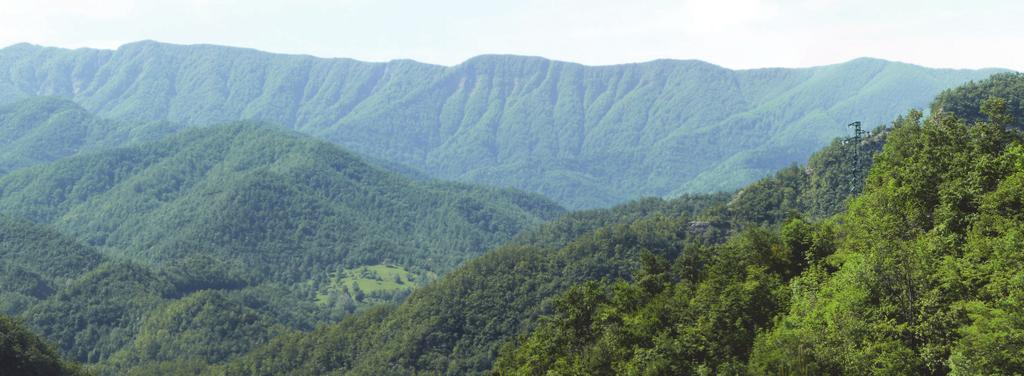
1, 0, 1021, 71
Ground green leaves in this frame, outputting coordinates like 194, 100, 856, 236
0, 123, 562, 280
933, 72, 1024, 131
750, 78, 1024, 374
498, 74, 1024, 375
0, 315, 89, 376
0, 47, 1019, 376
0, 123, 565, 372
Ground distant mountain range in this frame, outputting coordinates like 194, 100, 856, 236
2, 41, 1020, 376
212, 73, 1024, 376
0, 41, 1005, 208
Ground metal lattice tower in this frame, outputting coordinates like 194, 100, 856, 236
847, 121, 865, 193
848, 121, 866, 163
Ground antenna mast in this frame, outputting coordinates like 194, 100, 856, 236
847, 121, 866, 192
848, 121, 865, 164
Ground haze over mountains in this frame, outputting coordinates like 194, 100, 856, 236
213, 72, 1024, 376
0, 97, 182, 174
0, 40, 1003, 208
1, 37, 1022, 375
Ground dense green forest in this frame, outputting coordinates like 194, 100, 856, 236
153, 73, 1017, 375
0, 123, 562, 373
0, 51, 1020, 375
0, 122, 561, 275
0, 96, 182, 175
933, 72, 1024, 130
2, 194, 321, 370
0, 41, 999, 208
200, 99, 890, 375
0, 315, 88, 376
494, 84, 1024, 373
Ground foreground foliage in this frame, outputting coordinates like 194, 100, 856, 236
0, 315, 88, 376
2, 72, 1021, 375
496, 96, 1024, 374
211, 109, 883, 375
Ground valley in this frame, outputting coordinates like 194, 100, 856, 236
1, 38, 1022, 375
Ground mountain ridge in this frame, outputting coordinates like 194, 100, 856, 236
0, 41, 1005, 208
0, 121, 564, 366
0, 122, 563, 274
5, 40, 1004, 72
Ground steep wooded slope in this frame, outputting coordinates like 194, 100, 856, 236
213, 122, 886, 375
0, 123, 562, 369
0, 315, 88, 376
0, 96, 180, 174
0, 41, 1000, 208
0, 122, 562, 277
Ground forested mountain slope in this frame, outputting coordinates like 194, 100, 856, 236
2, 227, 320, 369
0, 41, 1000, 208
0, 96, 181, 175
933, 71, 1024, 130
212, 112, 887, 375
0, 216, 165, 365
0, 123, 563, 371
212, 75, 1024, 375
0, 315, 88, 376
488, 101, 1022, 375
0, 122, 561, 277
216, 196, 729, 375
0, 215, 106, 316
496, 74, 1024, 374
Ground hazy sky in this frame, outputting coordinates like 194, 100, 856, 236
2, 0, 1021, 70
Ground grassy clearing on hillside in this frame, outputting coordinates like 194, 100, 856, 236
314, 264, 435, 306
